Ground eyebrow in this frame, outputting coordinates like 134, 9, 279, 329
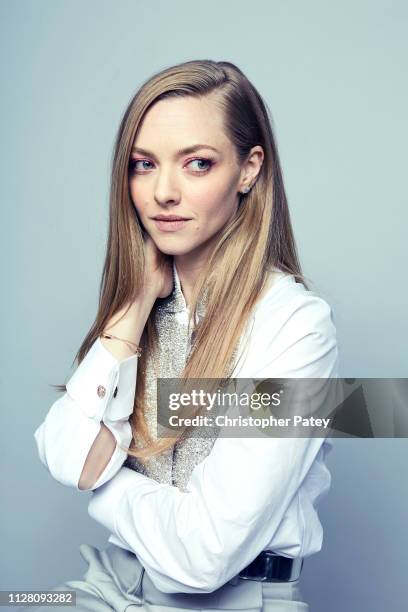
131, 144, 220, 158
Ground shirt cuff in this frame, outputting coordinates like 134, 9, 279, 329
66, 337, 138, 422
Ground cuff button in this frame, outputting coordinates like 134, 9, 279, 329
97, 385, 106, 398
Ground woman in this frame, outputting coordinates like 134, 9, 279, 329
29, 59, 338, 611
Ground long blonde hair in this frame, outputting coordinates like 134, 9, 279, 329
53, 59, 308, 461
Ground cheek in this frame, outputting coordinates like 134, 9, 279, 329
129, 181, 147, 214
191, 182, 236, 222
193, 177, 228, 207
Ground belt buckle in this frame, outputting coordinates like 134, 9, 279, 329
238, 552, 304, 583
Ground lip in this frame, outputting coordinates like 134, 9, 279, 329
153, 218, 191, 232
152, 215, 191, 221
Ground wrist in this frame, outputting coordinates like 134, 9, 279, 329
103, 292, 156, 349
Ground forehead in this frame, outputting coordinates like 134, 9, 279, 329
134, 95, 233, 151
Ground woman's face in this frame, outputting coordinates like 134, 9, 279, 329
128, 95, 261, 263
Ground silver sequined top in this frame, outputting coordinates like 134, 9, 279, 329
123, 260, 223, 492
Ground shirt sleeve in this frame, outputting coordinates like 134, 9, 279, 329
33, 337, 138, 491
88, 293, 339, 594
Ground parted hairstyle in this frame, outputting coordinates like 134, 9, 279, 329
54, 59, 308, 462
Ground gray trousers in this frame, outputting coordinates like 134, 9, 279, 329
22, 542, 309, 612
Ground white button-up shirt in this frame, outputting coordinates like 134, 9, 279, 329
34, 263, 339, 595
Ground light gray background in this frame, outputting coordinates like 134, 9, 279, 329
1, 1, 407, 610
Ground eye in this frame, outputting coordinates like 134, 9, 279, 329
128, 159, 154, 173
128, 157, 215, 175
186, 158, 214, 173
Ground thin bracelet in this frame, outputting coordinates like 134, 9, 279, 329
100, 333, 142, 357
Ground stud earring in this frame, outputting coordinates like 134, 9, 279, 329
240, 185, 252, 195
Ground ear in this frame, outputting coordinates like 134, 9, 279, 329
238, 146, 264, 193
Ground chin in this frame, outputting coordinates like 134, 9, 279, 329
153, 238, 197, 257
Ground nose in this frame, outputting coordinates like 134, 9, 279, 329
154, 167, 181, 207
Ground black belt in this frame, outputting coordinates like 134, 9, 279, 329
229, 551, 304, 584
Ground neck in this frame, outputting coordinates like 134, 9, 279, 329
174, 254, 206, 309
174, 234, 219, 307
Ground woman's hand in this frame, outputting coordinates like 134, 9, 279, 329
142, 233, 174, 299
